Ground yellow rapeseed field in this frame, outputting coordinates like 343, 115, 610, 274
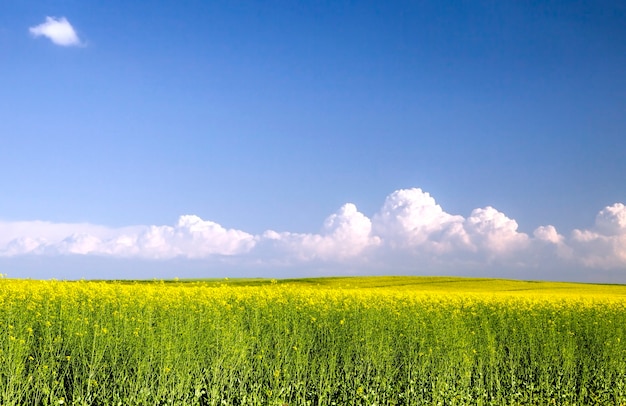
1, 276, 625, 405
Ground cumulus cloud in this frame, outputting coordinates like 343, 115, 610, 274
464, 206, 529, 255
260, 203, 380, 262
2, 237, 46, 256
0, 216, 254, 259
132, 215, 256, 259
0, 220, 129, 251
2, 188, 626, 280
372, 188, 468, 252
569, 203, 626, 268
29, 17, 82, 47
533, 225, 563, 244
594, 203, 626, 236
371, 189, 529, 261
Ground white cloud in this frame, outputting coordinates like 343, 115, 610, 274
533, 225, 563, 244
2, 189, 626, 281
56, 234, 102, 255
29, 17, 82, 47
594, 203, 626, 236
370, 189, 529, 260
318, 203, 380, 257
568, 203, 626, 268
260, 203, 380, 261
2, 237, 46, 256
133, 215, 256, 259
0, 220, 131, 253
0, 216, 254, 259
372, 188, 469, 252
464, 206, 529, 255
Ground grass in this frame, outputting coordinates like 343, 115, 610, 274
0, 276, 625, 405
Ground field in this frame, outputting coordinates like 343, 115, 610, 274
1, 276, 625, 405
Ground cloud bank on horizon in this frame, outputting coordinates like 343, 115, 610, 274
1, 188, 625, 280
29, 17, 82, 47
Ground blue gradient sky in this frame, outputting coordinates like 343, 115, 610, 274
1, 1, 626, 281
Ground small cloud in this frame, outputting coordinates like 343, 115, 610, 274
29, 16, 82, 47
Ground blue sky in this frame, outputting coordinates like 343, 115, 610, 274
1, 1, 626, 281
